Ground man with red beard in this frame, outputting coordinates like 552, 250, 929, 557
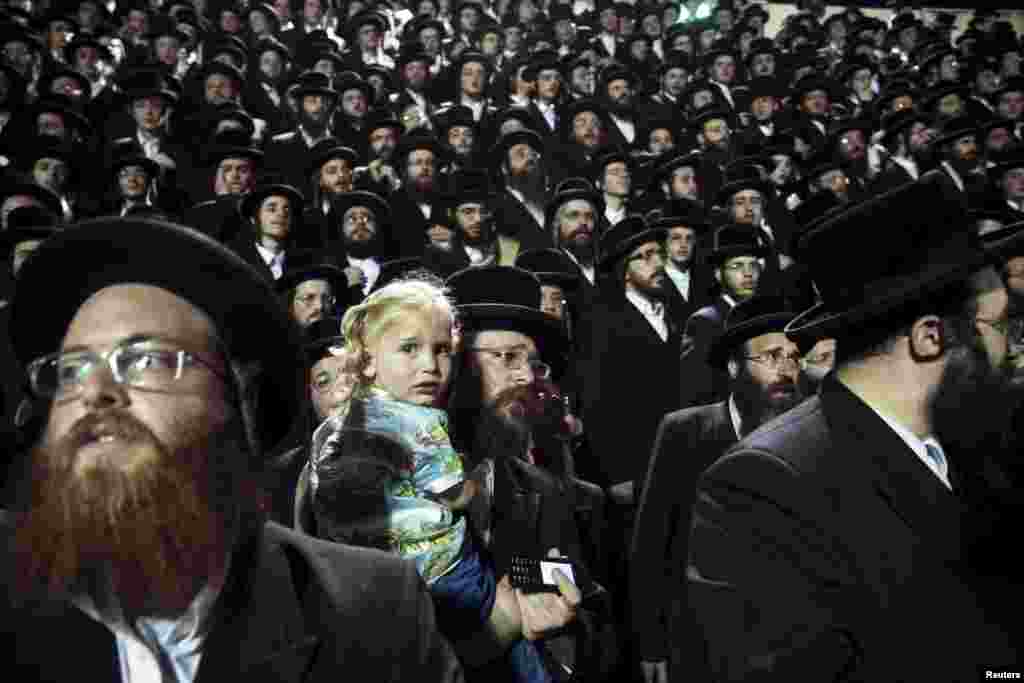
631, 296, 803, 683
1, 217, 462, 682
387, 135, 447, 259
685, 176, 1023, 680
493, 130, 552, 254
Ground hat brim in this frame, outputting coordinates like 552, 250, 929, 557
276, 264, 348, 294
599, 227, 667, 272
458, 303, 569, 379
784, 250, 989, 346
708, 312, 797, 369
11, 218, 304, 450
708, 244, 769, 266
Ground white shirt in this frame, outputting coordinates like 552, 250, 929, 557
255, 242, 285, 279
712, 80, 734, 109
609, 114, 635, 144
864, 403, 952, 491
665, 261, 691, 300
721, 293, 738, 309
889, 154, 920, 181
535, 99, 557, 129
73, 571, 227, 683
728, 393, 744, 440
507, 187, 545, 231
137, 130, 163, 160
299, 125, 330, 150
599, 32, 616, 57
626, 288, 668, 342
605, 202, 626, 226
460, 96, 485, 122
347, 254, 381, 295
758, 123, 774, 137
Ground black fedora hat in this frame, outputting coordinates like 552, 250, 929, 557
333, 72, 372, 104
708, 295, 796, 369
107, 137, 160, 178
442, 168, 494, 204
929, 115, 978, 149
545, 188, 604, 233
239, 182, 304, 219
707, 224, 769, 267
785, 172, 990, 345
652, 150, 703, 187
490, 129, 545, 165
648, 201, 713, 235
276, 249, 349, 297
10, 218, 305, 451
446, 265, 569, 379
305, 138, 358, 178
987, 148, 1024, 182
205, 128, 264, 167
515, 248, 581, 289
598, 214, 666, 272
0, 171, 63, 219
332, 190, 391, 225
393, 133, 446, 165
303, 315, 345, 371
371, 257, 434, 292
1, 205, 60, 257
979, 221, 1024, 262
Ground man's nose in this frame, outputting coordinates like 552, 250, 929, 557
80, 365, 129, 410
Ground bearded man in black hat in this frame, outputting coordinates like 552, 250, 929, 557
656, 205, 712, 322
353, 111, 403, 196
265, 72, 340, 191
600, 65, 637, 149
685, 176, 1023, 681
276, 252, 349, 328
632, 296, 804, 683
989, 150, 1024, 222
585, 215, 682, 488
444, 265, 618, 683
1, 217, 462, 682
304, 138, 356, 225
181, 129, 264, 240
388, 135, 446, 259
930, 116, 988, 201
871, 108, 934, 194
328, 189, 392, 296
228, 181, 305, 281
678, 225, 769, 410
492, 130, 552, 253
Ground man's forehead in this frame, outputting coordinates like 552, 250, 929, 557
747, 331, 794, 351
475, 328, 538, 350
629, 240, 662, 257
63, 284, 218, 350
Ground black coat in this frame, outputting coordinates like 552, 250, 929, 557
685, 376, 1022, 681
678, 296, 731, 411
264, 130, 317, 195
386, 191, 435, 260
4, 518, 463, 683
492, 190, 552, 253
582, 291, 682, 486
630, 401, 736, 670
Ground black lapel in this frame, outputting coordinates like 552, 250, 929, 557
492, 457, 543, 559
708, 401, 738, 447
196, 521, 320, 683
819, 378, 965, 560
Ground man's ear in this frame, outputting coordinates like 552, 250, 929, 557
908, 314, 945, 361
661, 180, 670, 197
714, 268, 723, 286
727, 358, 739, 379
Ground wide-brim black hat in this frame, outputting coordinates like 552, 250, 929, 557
303, 315, 346, 371
598, 215, 666, 272
63, 34, 112, 64
544, 188, 604, 233
651, 150, 703, 187
490, 129, 545, 167
987, 149, 1024, 180
708, 224, 769, 266
715, 175, 771, 208
333, 74, 372, 103
446, 265, 569, 380
558, 98, 609, 138
10, 218, 305, 450
394, 134, 447, 165
979, 220, 1024, 262
785, 172, 990, 345
372, 257, 431, 292
331, 190, 391, 224
205, 130, 264, 167
197, 60, 245, 87
305, 139, 358, 178
708, 295, 796, 369
515, 248, 581, 289
0, 172, 63, 218
32, 97, 92, 136
107, 145, 160, 179
1, 205, 59, 254
275, 250, 348, 295
239, 183, 304, 219
929, 115, 978, 149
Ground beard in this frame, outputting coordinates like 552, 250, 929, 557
344, 232, 380, 259
11, 410, 244, 617
507, 164, 545, 196
299, 109, 330, 136
408, 173, 435, 196
930, 339, 1013, 463
733, 368, 803, 432
608, 97, 632, 118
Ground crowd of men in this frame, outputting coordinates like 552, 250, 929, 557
2, 0, 1024, 680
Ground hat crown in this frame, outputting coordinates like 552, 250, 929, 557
515, 248, 576, 276
447, 266, 542, 311
724, 295, 791, 331
798, 174, 977, 309
713, 224, 764, 252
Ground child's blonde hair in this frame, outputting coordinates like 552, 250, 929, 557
340, 276, 459, 393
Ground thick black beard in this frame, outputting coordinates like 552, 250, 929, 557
344, 235, 381, 259
563, 240, 595, 265
931, 340, 1013, 462
733, 368, 803, 433
507, 168, 546, 197
299, 112, 330, 137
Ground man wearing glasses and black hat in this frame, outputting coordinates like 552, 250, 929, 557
686, 176, 1023, 680
2, 217, 462, 682
632, 295, 803, 683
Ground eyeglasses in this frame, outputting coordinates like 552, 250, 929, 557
311, 367, 352, 393
27, 337, 227, 400
800, 349, 834, 369
744, 348, 802, 369
468, 346, 551, 379
723, 260, 763, 274
296, 293, 337, 307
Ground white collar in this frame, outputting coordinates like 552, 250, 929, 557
625, 288, 668, 341
562, 248, 595, 284
728, 394, 743, 440
941, 161, 966, 192
721, 293, 738, 309
861, 401, 952, 490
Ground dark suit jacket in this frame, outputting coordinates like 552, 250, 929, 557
493, 190, 552, 253
685, 376, 1021, 681
227, 232, 278, 283
265, 130, 317, 194
583, 291, 682, 486
630, 401, 736, 670
869, 159, 917, 196
5, 518, 463, 683
678, 296, 732, 411
386, 191, 434, 260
